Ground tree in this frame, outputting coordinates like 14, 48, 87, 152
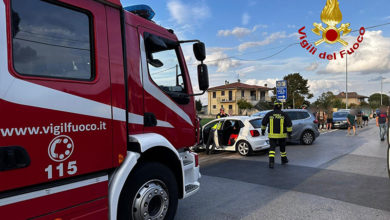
255, 100, 273, 111
369, 93, 389, 109
333, 98, 346, 109
237, 99, 253, 112
283, 73, 313, 108
195, 99, 202, 112
313, 91, 335, 110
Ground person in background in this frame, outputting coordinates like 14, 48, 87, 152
327, 110, 333, 130
216, 108, 228, 119
356, 110, 363, 128
347, 109, 357, 136
376, 106, 388, 141
362, 113, 369, 126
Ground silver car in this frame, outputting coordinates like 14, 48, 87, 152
252, 109, 320, 145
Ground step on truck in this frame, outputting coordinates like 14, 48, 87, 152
0, 0, 209, 219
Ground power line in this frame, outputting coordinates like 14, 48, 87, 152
15, 37, 90, 51
150, 65, 177, 75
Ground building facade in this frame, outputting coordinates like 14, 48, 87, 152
335, 92, 368, 105
207, 81, 272, 115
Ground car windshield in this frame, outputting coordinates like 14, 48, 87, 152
249, 119, 262, 128
333, 112, 348, 118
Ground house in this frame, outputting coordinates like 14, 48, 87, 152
335, 92, 368, 105
207, 80, 272, 115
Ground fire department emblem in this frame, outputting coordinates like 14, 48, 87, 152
312, 0, 351, 46
48, 135, 74, 162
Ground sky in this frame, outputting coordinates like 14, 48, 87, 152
120, 0, 390, 104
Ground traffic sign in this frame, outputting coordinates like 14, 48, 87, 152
276, 80, 287, 102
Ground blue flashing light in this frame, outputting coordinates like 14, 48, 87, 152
124, 4, 155, 20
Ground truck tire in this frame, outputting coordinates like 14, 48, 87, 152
118, 162, 178, 220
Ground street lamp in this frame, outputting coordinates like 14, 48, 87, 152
345, 54, 348, 109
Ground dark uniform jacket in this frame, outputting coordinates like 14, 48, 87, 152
216, 113, 228, 119
261, 109, 293, 139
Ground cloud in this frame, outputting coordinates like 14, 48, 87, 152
167, 0, 210, 25
237, 66, 257, 76
242, 13, 250, 25
305, 62, 319, 71
238, 32, 294, 51
287, 24, 297, 29
308, 79, 346, 97
205, 50, 241, 72
245, 78, 279, 95
217, 25, 265, 38
323, 30, 390, 74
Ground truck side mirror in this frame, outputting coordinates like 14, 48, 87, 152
193, 42, 206, 61
197, 64, 209, 91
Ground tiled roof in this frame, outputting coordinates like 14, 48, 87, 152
336, 92, 368, 99
208, 82, 272, 91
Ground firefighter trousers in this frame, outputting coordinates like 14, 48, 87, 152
269, 138, 287, 158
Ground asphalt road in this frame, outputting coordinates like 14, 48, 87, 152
176, 121, 390, 220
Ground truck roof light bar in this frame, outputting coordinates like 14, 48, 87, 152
124, 4, 155, 20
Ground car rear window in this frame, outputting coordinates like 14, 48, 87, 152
334, 112, 348, 118
296, 112, 310, 120
249, 119, 262, 128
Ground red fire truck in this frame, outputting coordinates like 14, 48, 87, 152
0, 0, 209, 219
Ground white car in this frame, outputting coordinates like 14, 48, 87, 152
200, 116, 270, 156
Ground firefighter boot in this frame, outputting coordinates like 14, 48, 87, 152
282, 157, 289, 164
269, 157, 274, 169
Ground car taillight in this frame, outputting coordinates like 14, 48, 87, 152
194, 153, 199, 167
313, 120, 318, 124
250, 130, 260, 137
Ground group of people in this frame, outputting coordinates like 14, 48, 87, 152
315, 111, 333, 130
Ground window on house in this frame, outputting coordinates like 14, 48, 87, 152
250, 91, 256, 100
213, 105, 216, 109
260, 91, 266, 100
229, 105, 232, 110
213, 92, 216, 98
221, 91, 225, 96
241, 90, 245, 97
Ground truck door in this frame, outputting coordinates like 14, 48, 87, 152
0, 0, 112, 193
138, 28, 196, 149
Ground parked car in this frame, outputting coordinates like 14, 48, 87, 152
200, 116, 270, 156
252, 109, 320, 145
333, 111, 349, 129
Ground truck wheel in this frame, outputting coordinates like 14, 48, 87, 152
301, 130, 314, 145
118, 162, 178, 220
236, 141, 252, 156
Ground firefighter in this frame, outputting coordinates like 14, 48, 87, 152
216, 108, 229, 118
205, 120, 223, 155
261, 100, 293, 168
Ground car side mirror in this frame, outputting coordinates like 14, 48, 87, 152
197, 64, 209, 91
193, 42, 206, 62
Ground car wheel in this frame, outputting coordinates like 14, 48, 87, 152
301, 130, 314, 145
236, 141, 253, 156
118, 162, 178, 220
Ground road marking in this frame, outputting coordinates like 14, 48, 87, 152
321, 129, 339, 134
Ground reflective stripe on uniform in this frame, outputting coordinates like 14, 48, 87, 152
281, 152, 287, 157
269, 151, 276, 154
269, 154, 275, 158
287, 126, 292, 132
268, 133, 287, 138
280, 118, 284, 135
261, 125, 266, 130
270, 117, 274, 136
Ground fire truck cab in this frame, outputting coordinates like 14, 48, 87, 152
0, 0, 208, 219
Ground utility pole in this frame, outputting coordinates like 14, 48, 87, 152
345, 54, 348, 109
381, 76, 383, 106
